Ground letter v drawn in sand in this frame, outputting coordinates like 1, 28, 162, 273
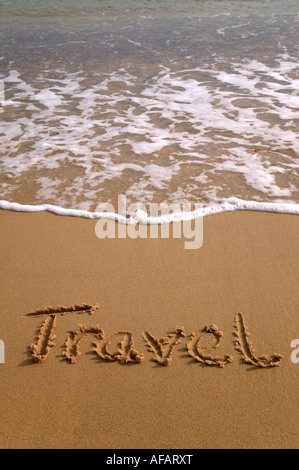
187, 324, 233, 367
94, 330, 144, 364
143, 326, 186, 366
26, 303, 100, 363
234, 312, 283, 367
64, 328, 144, 364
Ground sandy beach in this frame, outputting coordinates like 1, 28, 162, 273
1, 0, 298, 452
0, 209, 298, 449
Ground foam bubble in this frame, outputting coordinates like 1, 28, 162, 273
1, 51, 298, 209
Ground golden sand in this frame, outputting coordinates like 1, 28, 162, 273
0, 210, 298, 448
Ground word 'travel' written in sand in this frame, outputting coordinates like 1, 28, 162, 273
23, 303, 288, 368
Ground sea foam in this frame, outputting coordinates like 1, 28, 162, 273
0, 198, 298, 225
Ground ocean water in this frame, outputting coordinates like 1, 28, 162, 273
0, 0, 298, 216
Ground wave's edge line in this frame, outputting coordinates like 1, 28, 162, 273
0, 198, 298, 225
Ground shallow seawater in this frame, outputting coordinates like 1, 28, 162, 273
0, 0, 298, 211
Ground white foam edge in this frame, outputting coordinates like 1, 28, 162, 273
0, 198, 298, 224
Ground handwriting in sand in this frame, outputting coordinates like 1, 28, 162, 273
25, 304, 283, 368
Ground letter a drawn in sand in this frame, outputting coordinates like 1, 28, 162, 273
94, 330, 144, 364
187, 324, 232, 368
143, 326, 186, 366
234, 312, 283, 368
64, 328, 144, 364
26, 303, 100, 363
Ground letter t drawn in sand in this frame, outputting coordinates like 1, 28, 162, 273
26, 303, 100, 363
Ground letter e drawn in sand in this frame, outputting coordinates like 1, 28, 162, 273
187, 324, 233, 367
64, 327, 144, 364
234, 312, 283, 368
26, 303, 100, 363
143, 326, 186, 366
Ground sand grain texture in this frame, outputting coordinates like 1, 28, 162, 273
0, 210, 298, 448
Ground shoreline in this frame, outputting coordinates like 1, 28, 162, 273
1, 197, 299, 223
0, 209, 298, 448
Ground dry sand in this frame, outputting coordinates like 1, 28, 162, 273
0, 209, 298, 449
